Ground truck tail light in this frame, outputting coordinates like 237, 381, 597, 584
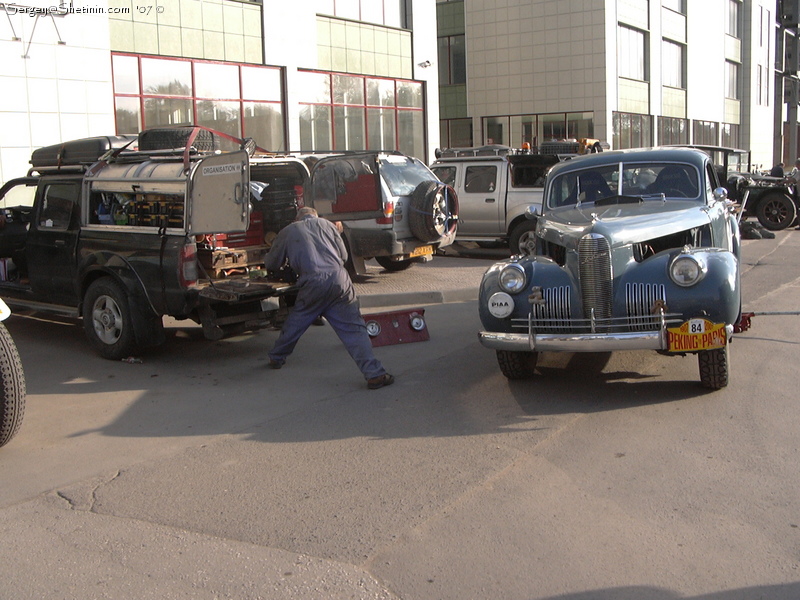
180, 241, 198, 287
376, 201, 395, 224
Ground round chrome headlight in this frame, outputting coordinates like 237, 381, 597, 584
669, 254, 706, 287
498, 264, 526, 294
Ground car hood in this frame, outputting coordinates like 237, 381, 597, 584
538, 200, 713, 249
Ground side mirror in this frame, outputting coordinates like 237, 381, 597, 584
524, 205, 539, 220
712, 187, 728, 202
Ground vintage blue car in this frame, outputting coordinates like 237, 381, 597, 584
478, 147, 741, 389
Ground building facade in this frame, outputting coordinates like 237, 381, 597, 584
0, 0, 440, 184
437, 0, 782, 170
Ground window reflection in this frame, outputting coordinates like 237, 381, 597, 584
367, 78, 396, 107
112, 54, 139, 94
144, 98, 193, 127
195, 62, 240, 99
113, 53, 286, 153
242, 66, 282, 101
141, 58, 191, 96
367, 107, 396, 150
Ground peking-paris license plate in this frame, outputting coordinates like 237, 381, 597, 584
667, 318, 727, 352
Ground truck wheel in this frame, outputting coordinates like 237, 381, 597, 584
0, 323, 25, 448
83, 278, 139, 360
509, 220, 537, 255
375, 256, 414, 271
756, 192, 796, 230
496, 350, 538, 379
409, 181, 458, 243
698, 345, 729, 389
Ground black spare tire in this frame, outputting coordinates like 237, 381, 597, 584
409, 181, 458, 243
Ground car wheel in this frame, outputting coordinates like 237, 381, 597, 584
0, 323, 25, 448
83, 278, 139, 360
375, 256, 414, 271
755, 193, 796, 230
496, 350, 538, 379
409, 181, 459, 243
698, 344, 729, 390
509, 220, 537, 256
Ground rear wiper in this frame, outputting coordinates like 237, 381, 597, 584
593, 195, 645, 206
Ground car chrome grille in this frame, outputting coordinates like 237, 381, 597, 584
578, 234, 613, 329
625, 283, 668, 331
509, 280, 681, 336
525, 285, 572, 334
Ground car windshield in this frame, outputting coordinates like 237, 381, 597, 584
380, 155, 435, 196
547, 162, 701, 208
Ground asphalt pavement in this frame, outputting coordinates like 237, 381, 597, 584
3, 234, 800, 599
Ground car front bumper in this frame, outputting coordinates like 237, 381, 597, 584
478, 323, 734, 353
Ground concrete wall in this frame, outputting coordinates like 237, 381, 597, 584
0, 1, 115, 183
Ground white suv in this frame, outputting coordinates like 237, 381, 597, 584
304, 152, 459, 274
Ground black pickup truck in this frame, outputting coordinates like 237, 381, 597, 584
0, 130, 309, 359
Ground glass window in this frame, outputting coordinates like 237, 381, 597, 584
242, 66, 282, 102
693, 120, 719, 145
663, 40, 685, 88
298, 71, 331, 104
299, 70, 425, 158
618, 25, 646, 81
115, 96, 141, 134
464, 166, 497, 193
143, 97, 193, 127
336, 0, 360, 20
510, 115, 537, 147
113, 54, 286, 152
383, 0, 405, 28
721, 123, 740, 148
726, 0, 740, 38
567, 112, 594, 140
299, 104, 332, 151
663, 0, 684, 13
438, 35, 466, 85
334, 105, 366, 150
484, 116, 508, 145
367, 78, 396, 107
112, 54, 140, 94
244, 102, 285, 152
333, 74, 365, 105
196, 100, 241, 141
431, 165, 457, 186
361, 0, 383, 24
725, 61, 740, 99
39, 184, 80, 230
398, 109, 424, 158
396, 81, 422, 108
141, 57, 191, 96
367, 107, 396, 150
539, 113, 567, 142
613, 112, 652, 149
195, 62, 240, 100
658, 116, 688, 145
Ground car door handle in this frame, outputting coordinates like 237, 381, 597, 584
485, 198, 495, 203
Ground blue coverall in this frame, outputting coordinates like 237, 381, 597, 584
264, 214, 387, 380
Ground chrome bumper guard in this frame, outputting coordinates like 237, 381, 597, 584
478, 329, 667, 352
478, 323, 735, 353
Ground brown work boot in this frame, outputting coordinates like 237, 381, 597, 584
367, 373, 395, 389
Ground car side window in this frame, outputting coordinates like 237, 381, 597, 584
464, 165, 497, 193
431, 166, 457, 187
38, 183, 80, 230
